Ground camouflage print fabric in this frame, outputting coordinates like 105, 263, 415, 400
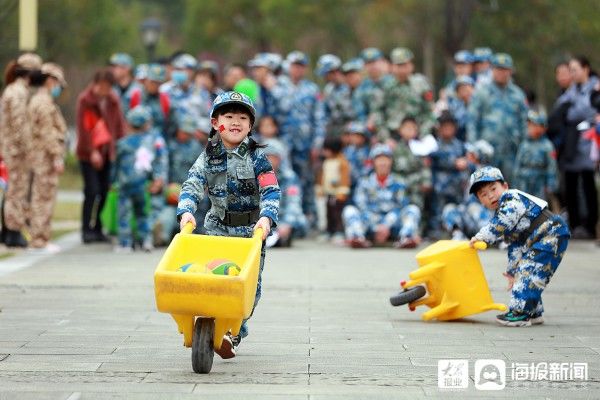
391, 140, 431, 209
343, 144, 372, 196
372, 75, 436, 137
473, 189, 570, 317
277, 166, 307, 234
513, 136, 558, 200
447, 96, 470, 142
147, 128, 169, 232
442, 194, 493, 238
322, 81, 353, 137
28, 87, 67, 247
342, 172, 420, 240
112, 129, 166, 246
114, 81, 142, 116
0, 77, 32, 231
354, 74, 395, 124
467, 81, 528, 181
162, 82, 211, 138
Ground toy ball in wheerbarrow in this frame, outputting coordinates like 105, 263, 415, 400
206, 259, 241, 276
389, 240, 506, 321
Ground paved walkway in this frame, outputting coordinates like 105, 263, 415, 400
0, 236, 598, 399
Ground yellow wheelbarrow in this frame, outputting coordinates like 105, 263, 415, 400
390, 240, 507, 321
154, 223, 263, 373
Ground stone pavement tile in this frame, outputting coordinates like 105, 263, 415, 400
308, 370, 437, 388
0, 382, 195, 394
72, 394, 308, 400
6, 347, 116, 355
98, 359, 308, 374
143, 371, 308, 385
0, 370, 146, 383
0, 361, 101, 372
309, 355, 412, 367
0, 355, 7, 361
0, 392, 71, 400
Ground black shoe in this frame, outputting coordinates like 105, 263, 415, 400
93, 231, 110, 243
4, 229, 28, 248
82, 231, 96, 244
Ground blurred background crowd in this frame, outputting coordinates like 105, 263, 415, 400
0, 0, 599, 253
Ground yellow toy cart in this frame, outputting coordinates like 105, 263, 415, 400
154, 224, 263, 373
390, 240, 507, 321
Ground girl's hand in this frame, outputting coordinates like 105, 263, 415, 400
502, 272, 515, 291
179, 212, 196, 232
254, 216, 271, 240
469, 237, 478, 247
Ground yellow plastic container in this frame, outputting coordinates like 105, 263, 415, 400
154, 224, 262, 350
402, 240, 507, 321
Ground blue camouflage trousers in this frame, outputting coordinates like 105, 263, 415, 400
442, 202, 492, 238
118, 190, 150, 247
342, 204, 421, 240
509, 236, 569, 316
290, 151, 317, 227
239, 243, 266, 339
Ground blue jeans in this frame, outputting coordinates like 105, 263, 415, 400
239, 242, 266, 338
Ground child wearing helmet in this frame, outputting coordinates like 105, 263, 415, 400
468, 166, 570, 327
177, 91, 281, 358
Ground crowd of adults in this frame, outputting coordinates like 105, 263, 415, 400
0, 46, 599, 252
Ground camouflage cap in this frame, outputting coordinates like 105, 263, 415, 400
17, 52, 42, 70
491, 53, 513, 70
248, 52, 282, 71
465, 140, 494, 164
176, 112, 198, 134
390, 47, 414, 65
341, 58, 364, 73
126, 105, 152, 128
286, 51, 309, 66
41, 63, 67, 86
527, 109, 548, 126
469, 166, 505, 194
454, 75, 475, 88
360, 47, 384, 63
109, 53, 134, 68
315, 54, 342, 77
345, 121, 369, 137
369, 143, 393, 159
262, 138, 287, 158
135, 64, 149, 80
473, 47, 493, 63
146, 63, 166, 82
454, 50, 474, 64
198, 60, 219, 75
172, 53, 198, 70
211, 91, 256, 125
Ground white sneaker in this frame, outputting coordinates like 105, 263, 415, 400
531, 315, 544, 325
265, 231, 279, 248
451, 230, 467, 241
142, 238, 154, 253
28, 243, 61, 254
113, 245, 133, 254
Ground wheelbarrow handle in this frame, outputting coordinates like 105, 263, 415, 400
473, 241, 487, 250
181, 222, 195, 235
252, 227, 264, 241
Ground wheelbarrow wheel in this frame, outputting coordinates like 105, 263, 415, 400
192, 317, 214, 374
390, 285, 426, 307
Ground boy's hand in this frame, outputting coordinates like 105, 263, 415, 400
254, 217, 271, 240
179, 212, 196, 232
502, 272, 515, 291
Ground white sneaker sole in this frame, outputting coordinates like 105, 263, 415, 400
495, 317, 532, 327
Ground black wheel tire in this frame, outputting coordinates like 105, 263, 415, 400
192, 318, 214, 373
390, 285, 427, 307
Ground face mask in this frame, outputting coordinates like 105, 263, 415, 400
171, 70, 188, 85
51, 85, 62, 98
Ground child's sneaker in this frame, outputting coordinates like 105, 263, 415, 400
530, 314, 544, 325
142, 238, 154, 253
113, 245, 133, 254
495, 311, 532, 327
214, 333, 236, 359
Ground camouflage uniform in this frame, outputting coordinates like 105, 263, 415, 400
110, 53, 141, 116
177, 137, 280, 338
113, 107, 167, 248
466, 55, 528, 182
514, 136, 558, 200
430, 137, 468, 233
273, 69, 325, 220
28, 83, 67, 247
0, 77, 33, 233
392, 140, 431, 209
322, 82, 353, 138
442, 194, 493, 239
177, 91, 281, 339
342, 172, 420, 241
275, 166, 307, 235
471, 167, 570, 319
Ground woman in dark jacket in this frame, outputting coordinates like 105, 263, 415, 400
76, 68, 125, 243
554, 56, 598, 239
